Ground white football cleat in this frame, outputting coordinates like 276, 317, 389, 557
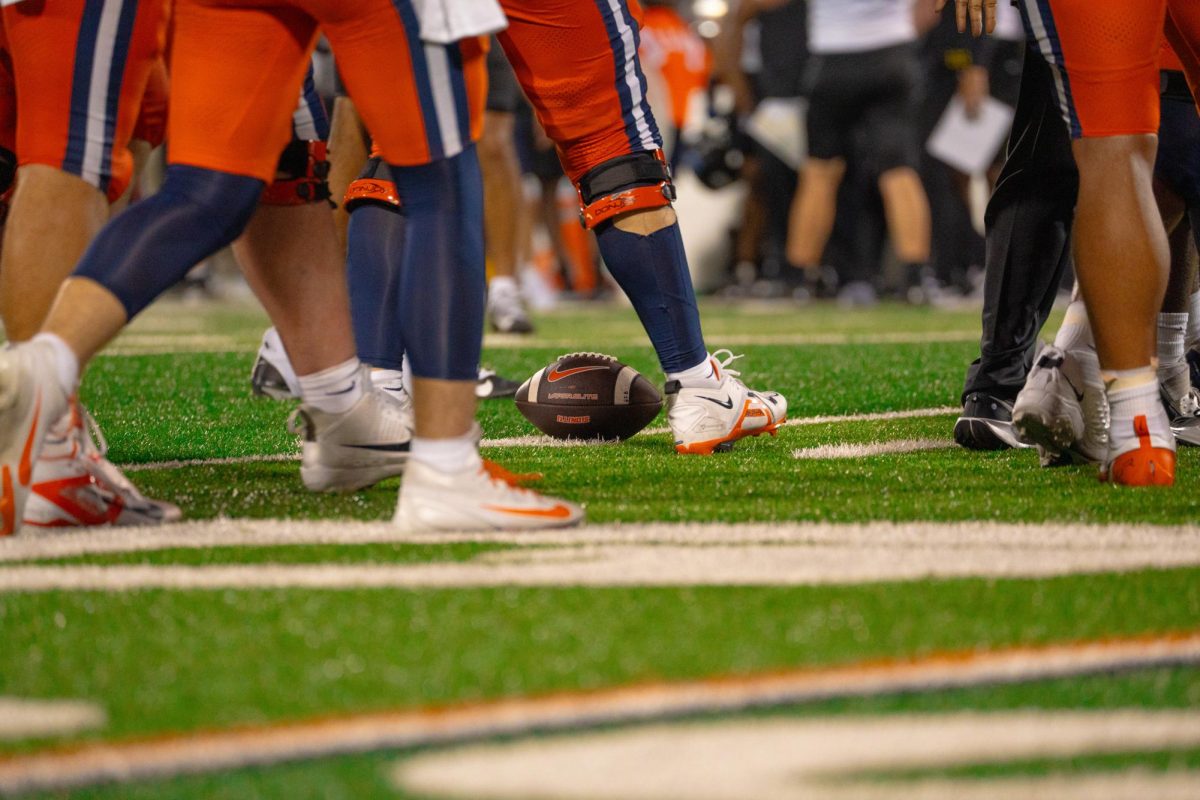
0, 341, 71, 536
393, 456, 582, 531
487, 279, 535, 334
1012, 345, 1107, 465
250, 327, 301, 400
289, 379, 413, 492
667, 350, 787, 455
24, 403, 182, 528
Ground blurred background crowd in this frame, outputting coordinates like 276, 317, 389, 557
157, 0, 1032, 316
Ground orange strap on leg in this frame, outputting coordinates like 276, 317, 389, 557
343, 176, 401, 212
576, 149, 675, 229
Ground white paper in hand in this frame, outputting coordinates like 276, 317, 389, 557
926, 96, 1015, 176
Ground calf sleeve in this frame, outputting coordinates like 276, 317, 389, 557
74, 165, 263, 318
388, 146, 485, 381
594, 220, 707, 373
346, 202, 407, 370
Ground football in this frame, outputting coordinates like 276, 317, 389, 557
515, 352, 664, 440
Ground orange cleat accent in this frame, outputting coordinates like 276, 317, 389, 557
674, 400, 753, 455
1106, 415, 1176, 487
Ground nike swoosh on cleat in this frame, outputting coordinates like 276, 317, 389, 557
327, 382, 358, 396
698, 395, 734, 410
344, 442, 411, 453
19, 392, 41, 487
547, 366, 608, 382
483, 504, 575, 519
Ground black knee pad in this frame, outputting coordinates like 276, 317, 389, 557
576, 150, 674, 229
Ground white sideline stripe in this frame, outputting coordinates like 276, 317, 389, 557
2, 521, 1199, 590
0, 699, 106, 742
397, 711, 1200, 800
3, 518, 1195, 563
0, 633, 1196, 794
793, 438, 955, 459
119, 406, 958, 471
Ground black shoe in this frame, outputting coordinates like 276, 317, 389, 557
476, 368, 521, 399
1188, 348, 1200, 392
953, 393, 1022, 451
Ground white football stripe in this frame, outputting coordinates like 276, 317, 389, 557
2, 521, 1198, 590
1, 634, 1197, 794
397, 711, 1200, 800
793, 438, 955, 459
0, 698, 106, 741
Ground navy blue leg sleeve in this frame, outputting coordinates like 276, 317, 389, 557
388, 146, 485, 381
594, 220, 707, 373
346, 203, 407, 370
73, 165, 263, 318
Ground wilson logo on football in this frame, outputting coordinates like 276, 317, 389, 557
547, 365, 608, 382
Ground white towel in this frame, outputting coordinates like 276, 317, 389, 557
411, 0, 508, 44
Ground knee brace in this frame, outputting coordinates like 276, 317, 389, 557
576, 149, 675, 229
343, 157, 401, 213
260, 140, 332, 206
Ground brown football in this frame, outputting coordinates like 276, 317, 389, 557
514, 352, 663, 441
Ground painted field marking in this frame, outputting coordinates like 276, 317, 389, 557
793, 438, 955, 459
397, 711, 1200, 800
0, 631, 1196, 795
0, 699, 106, 742
1, 520, 1198, 591
119, 406, 959, 472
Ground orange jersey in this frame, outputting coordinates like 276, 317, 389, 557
1, 0, 167, 200
497, 0, 663, 182
638, 6, 710, 130
1161, 35, 1185, 73
168, 0, 486, 182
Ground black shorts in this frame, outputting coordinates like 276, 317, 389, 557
805, 42, 920, 173
486, 38, 523, 114
1157, 71, 1200, 210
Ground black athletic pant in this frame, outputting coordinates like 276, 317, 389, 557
960, 47, 1078, 404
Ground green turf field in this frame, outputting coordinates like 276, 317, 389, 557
1, 298, 1197, 798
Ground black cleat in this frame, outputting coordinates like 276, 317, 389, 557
953, 393, 1023, 451
1188, 348, 1200, 392
476, 368, 521, 399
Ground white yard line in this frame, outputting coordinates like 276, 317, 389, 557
793, 438, 955, 459
120, 406, 958, 472
397, 711, 1200, 800
0, 632, 1196, 795
1, 520, 1198, 591
0, 699, 106, 742
483, 331, 981, 349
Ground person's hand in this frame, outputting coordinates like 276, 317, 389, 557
934, 0, 997, 37
958, 65, 989, 119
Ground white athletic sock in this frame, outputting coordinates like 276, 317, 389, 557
298, 357, 363, 415
1053, 300, 1095, 353
1189, 291, 1200, 350
667, 355, 720, 388
1106, 367, 1173, 454
489, 275, 518, 294
411, 429, 481, 474
1157, 312, 1190, 401
31, 333, 80, 397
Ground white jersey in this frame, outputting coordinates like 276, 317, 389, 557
808, 0, 917, 55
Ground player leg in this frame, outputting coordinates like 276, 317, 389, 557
481, 42, 535, 335
1018, 0, 1172, 485
500, 0, 786, 455
321, 0, 580, 529
955, 48, 1078, 451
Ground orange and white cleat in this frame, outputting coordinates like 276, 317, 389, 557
667, 350, 788, 455
0, 341, 71, 536
393, 455, 582, 531
23, 402, 182, 529
1103, 413, 1176, 487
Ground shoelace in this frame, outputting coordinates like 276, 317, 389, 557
710, 348, 745, 380
79, 404, 110, 459
482, 460, 542, 488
